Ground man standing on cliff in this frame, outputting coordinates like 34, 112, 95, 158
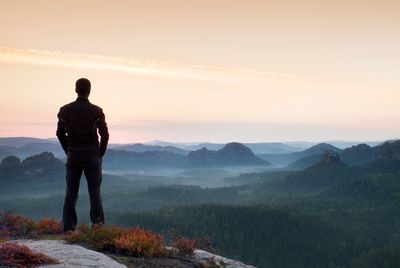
56, 78, 109, 233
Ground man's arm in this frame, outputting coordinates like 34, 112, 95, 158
98, 109, 109, 158
56, 109, 69, 154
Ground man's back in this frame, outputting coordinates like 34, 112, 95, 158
57, 97, 109, 156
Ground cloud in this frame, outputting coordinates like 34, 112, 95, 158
0, 46, 312, 83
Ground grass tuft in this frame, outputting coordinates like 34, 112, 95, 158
0, 242, 59, 268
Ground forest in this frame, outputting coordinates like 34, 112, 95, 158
1, 140, 400, 267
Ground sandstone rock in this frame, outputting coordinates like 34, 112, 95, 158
11, 239, 256, 268
192, 249, 256, 268
13, 240, 126, 268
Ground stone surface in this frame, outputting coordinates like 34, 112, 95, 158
192, 249, 256, 268
13, 239, 126, 268
11, 240, 256, 268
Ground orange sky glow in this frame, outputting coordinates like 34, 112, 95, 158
0, 0, 399, 143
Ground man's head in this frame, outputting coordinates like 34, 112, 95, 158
75, 78, 91, 97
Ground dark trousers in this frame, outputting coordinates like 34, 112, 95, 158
63, 151, 104, 232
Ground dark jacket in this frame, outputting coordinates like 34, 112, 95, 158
56, 97, 109, 157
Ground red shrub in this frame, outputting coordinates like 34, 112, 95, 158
65, 224, 124, 251
114, 228, 165, 257
34, 218, 63, 235
0, 229, 12, 240
64, 224, 90, 244
88, 225, 125, 250
66, 225, 165, 257
0, 212, 35, 237
0, 242, 59, 268
172, 237, 197, 257
194, 237, 215, 253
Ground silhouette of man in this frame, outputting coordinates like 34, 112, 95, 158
56, 78, 109, 232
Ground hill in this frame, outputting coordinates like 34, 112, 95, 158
0, 141, 273, 171
0, 152, 64, 177
376, 140, 400, 160
0, 138, 64, 160
286, 140, 400, 170
149, 141, 302, 154
281, 151, 354, 191
258, 142, 342, 167
187, 142, 269, 167
286, 154, 324, 170
113, 143, 190, 155
340, 143, 376, 165
299, 143, 343, 156
104, 149, 187, 170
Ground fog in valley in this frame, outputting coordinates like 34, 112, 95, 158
1, 136, 400, 267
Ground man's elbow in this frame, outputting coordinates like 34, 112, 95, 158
99, 126, 109, 139
56, 131, 64, 141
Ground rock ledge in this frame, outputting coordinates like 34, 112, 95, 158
13, 239, 126, 268
12, 239, 256, 268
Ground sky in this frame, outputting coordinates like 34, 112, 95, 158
0, 0, 399, 143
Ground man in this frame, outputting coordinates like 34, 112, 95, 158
56, 78, 109, 232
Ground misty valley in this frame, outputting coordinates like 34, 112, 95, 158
1, 137, 400, 268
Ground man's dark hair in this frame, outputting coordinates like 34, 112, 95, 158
75, 78, 91, 96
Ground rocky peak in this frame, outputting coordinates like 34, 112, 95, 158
0, 155, 21, 168
187, 142, 267, 166
322, 150, 341, 164
376, 140, 400, 160
19, 152, 64, 175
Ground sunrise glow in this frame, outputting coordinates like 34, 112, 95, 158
0, 0, 399, 143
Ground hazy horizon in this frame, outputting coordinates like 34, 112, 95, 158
0, 135, 391, 147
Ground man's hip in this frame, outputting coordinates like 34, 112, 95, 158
66, 151, 102, 168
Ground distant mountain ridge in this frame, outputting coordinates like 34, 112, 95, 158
112, 143, 189, 155
187, 142, 270, 167
0, 137, 303, 161
0, 137, 64, 160
258, 143, 343, 167
104, 142, 270, 170
287, 140, 400, 170
181, 142, 303, 154
0, 137, 57, 147
0, 142, 270, 171
0, 137, 396, 171
0, 152, 64, 177
104, 149, 187, 170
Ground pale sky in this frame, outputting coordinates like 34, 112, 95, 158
0, 0, 399, 143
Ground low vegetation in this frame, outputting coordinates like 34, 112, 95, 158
66, 224, 165, 257
0, 211, 63, 239
0, 242, 59, 268
0, 211, 211, 268
2, 140, 400, 267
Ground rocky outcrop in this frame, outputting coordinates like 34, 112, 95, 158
20, 152, 65, 175
12, 240, 256, 268
193, 249, 256, 268
322, 150, 341, 164
187, 142, 268, 167
340, 144, 376, 165
376, 140, 400, 160
13, 240, 126, 268
0, 152, 64, 177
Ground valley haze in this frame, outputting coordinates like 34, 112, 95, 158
2, 136, 400, 267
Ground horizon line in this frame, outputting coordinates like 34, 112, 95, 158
0, 135, 392, 145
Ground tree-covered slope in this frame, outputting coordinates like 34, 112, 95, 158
109, 204, 361, 268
